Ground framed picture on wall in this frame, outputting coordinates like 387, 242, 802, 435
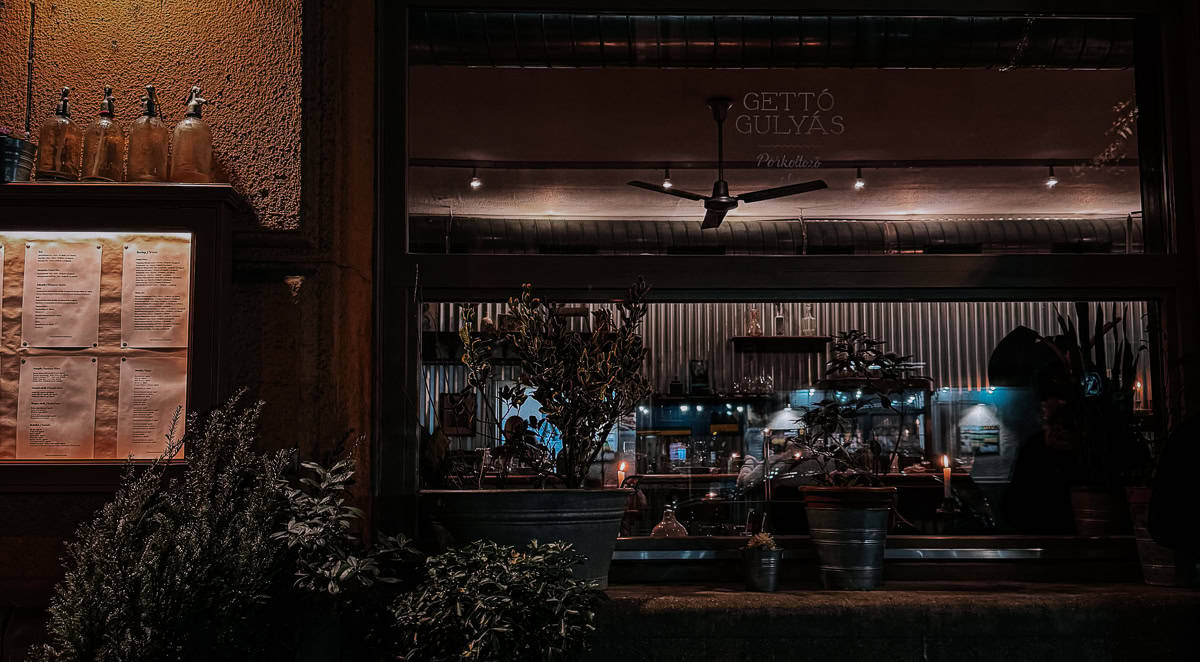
959, 424, 1000, 455
438, 392, 476, 437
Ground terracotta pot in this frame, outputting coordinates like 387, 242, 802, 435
800, 486, 896, 590
1070, 487, 1130, 536
1127, 487, 1198, 587
423, 488, 631, 588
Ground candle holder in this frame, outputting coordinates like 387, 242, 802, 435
935, 496, 963, 534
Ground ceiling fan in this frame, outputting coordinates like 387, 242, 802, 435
627, 97, 828, 229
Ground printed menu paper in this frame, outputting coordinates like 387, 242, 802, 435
117, 357, 188, 459
21, 240, 102, 347
121, 240, 191, 348
16, 356, 98, 459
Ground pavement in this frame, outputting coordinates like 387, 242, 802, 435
585, 582, 1200, 661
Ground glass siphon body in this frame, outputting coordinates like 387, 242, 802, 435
126, 85, 169, 182
169, 86, 213, 183
81, 87, 125, 181
34, 87, 82, 180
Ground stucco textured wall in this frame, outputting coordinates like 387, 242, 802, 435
0, 0, 301, 229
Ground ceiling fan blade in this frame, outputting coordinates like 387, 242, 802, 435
627, 180, 706, 201
736, 179, 828, 204
701, 209, 728, 229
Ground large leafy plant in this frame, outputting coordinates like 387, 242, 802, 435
391, 540, 602, 661
459, 278, 652, 488
1038, 302, 1147, 488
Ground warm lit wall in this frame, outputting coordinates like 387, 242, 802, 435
0, 4, 375, 651
0, 0, 302, 228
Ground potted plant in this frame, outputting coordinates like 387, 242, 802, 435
422, 279, 651, 588
742, 532, 782, 592
794, 330, 904, 590
391, 540, 602, 661
1, 126, 37, 182
1036, 303, 1144, 536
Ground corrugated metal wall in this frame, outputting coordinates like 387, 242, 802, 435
422, 300, 1153, 440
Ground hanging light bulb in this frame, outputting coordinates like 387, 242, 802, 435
853, 166, 865, 191
468, 166, 483, 190
662, 167, 673, 189
1044, 165, 1057, 189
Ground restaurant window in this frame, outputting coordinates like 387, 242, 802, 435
397, 9, 1171, 558
419, 299, 1156, 538
407, 14, 1150, 256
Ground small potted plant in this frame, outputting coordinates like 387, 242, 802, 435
422, 279, 651, 588
795, 330, 904, 590
742, 532, 782, 592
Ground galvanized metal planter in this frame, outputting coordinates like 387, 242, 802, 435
801, 486, 897, 591
1127, 487, 1199, 587
422, 488, 631, 589
742, 547, 781, 592
1070, 487, 1129, 536
0, 136, 36, 182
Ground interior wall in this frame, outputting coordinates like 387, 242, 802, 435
425, 300, 1153, 397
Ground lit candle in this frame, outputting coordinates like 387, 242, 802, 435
617, 461, 627, 487
942, 454, 951, 500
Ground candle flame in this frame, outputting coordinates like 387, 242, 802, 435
618, 461, 627, 471
941, 454, 949, 468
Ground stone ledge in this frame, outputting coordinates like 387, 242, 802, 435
587, 582, 1200, 662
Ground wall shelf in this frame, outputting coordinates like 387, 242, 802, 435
730, 335, 831, 353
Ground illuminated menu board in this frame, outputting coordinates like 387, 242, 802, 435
0, 232, 191, 461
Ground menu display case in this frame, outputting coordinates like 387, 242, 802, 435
0, 183, 233, 485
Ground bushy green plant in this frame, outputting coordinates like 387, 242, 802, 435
391, 540, 602, 662
33, 396, 421, 662
32, 397, 293, 662
459, 278, 652, 488
796, 330, 915, 486
273, 452, 418, 595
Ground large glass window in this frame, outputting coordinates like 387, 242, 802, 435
419, 299, 1156, 537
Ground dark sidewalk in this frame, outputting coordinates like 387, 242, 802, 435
587, 582, 1200, 661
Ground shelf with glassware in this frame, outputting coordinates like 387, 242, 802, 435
3, 84, 215, 184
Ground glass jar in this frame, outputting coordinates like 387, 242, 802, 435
650, 508, 688, 537
746, 306, 763, 337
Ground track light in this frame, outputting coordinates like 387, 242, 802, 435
469, 167, 483, 190
1044, 166, 1057, 189
662, 167, 673, 189
853, 166, 865, 191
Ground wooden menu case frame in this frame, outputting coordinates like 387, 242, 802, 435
0, 182, 234, 490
